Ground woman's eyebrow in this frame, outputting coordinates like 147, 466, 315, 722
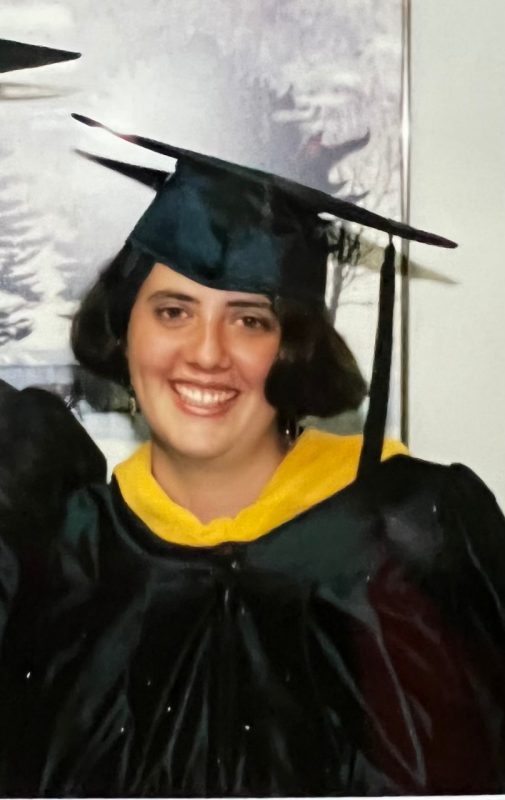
147, 291, 196, 302
226, 300, 273, 310
147, 291, 272, 310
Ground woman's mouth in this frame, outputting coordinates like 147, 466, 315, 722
171, 381, 239, 415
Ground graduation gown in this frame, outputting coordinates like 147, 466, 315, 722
1, 381, 505, 797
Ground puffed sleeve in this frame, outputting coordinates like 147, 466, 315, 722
436, 462, 505, 684
439, 462, 505, 585
309, 456, 505, 795
366, 458, 505, 794
424, 462, 505, 791
0, 380, 106, 624
0, 380, 106, 535
0, 382, 107, 765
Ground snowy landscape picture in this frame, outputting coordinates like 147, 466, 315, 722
0, 0, 406, 460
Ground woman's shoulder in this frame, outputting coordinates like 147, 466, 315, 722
352, 452, 505, 574
0, 380, 107, 538
277, 432, 504, 571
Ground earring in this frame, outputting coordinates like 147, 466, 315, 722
128, 385, 138, 416
284, 418, 300, 446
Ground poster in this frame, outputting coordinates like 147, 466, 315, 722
1, 0, 405, 462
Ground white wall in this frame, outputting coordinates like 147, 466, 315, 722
409, 0, 505, 507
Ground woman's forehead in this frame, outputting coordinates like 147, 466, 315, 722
141, 262, 273, 305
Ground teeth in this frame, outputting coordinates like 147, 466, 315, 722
174, 383, 236, 407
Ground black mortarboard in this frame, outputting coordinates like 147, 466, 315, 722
73, 113, 457, 477
0, 39, 80, 73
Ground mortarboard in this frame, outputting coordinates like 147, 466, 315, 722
0, 39, 80, 74
73, 113, 457, 478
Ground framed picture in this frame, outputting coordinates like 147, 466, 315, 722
1, 0, 407, 463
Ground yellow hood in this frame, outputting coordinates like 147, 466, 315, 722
113, 429, 407, 548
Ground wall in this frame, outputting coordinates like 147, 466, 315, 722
409, 0, 505, 507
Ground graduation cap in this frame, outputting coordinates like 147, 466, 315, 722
73, 113, 457, 478
0, 39, 80, 73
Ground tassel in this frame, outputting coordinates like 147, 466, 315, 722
357, 239, 396, 480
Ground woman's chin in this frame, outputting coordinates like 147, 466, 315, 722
153, 432, 236, 463
146, 413, 237, 462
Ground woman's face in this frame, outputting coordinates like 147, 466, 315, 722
127, 263, 282, 463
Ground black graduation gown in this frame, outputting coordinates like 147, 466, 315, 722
1, 381, 505, 797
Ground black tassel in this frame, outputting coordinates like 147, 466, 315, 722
357, 239, 396, 480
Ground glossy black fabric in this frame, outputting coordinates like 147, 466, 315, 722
0, 380, 106, 531
1, 389, 505, 795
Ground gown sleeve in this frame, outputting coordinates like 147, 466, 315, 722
369, 458, 505, 793
436, 462, 505, 701
0, 380, 106, 526
307, 455, 505, 795
439, 461, 505, 599
0, 380, 106, 634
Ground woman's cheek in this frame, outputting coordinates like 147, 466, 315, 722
133, 333, 178, 376
238, 341, 280, 386
229, 326, 280, 369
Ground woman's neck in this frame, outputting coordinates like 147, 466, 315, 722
150, 432, 289, 524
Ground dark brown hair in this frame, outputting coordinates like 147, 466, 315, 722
71, 245, 367, 419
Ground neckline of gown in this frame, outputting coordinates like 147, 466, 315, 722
111, 429, 408, 549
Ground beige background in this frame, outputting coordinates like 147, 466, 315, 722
409, 0, 505, 506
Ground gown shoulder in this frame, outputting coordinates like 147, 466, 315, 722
0, 379, 106, 539
0, 381, 107, 700
365, 452, 505, 574
310, 455, 505, 794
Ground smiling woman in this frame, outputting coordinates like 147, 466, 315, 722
128, 264, 281, 443
126, 264, 284, 521
72, 250, 366, 522
2, 119, 505, 797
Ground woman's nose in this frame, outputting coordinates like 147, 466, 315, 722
184, 319, 231, 371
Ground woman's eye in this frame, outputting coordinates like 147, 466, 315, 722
239, 315, 272, 330
155, 306, 187, 321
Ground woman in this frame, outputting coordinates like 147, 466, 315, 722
0, 116, 504, 798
